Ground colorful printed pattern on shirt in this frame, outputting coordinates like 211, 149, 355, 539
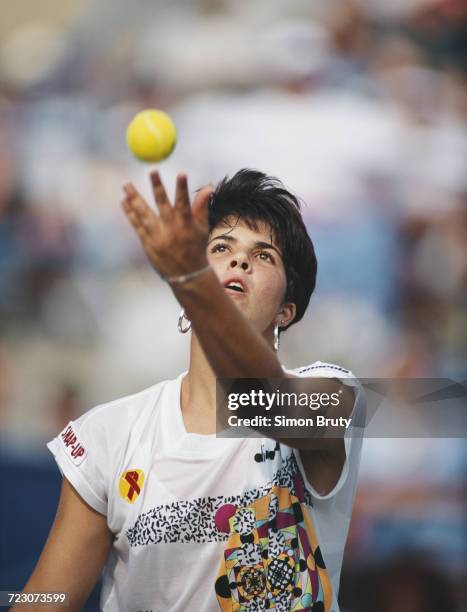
214, 486, 333, 611
126, 453, 313, 546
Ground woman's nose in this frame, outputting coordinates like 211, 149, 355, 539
229, 256, 249, 271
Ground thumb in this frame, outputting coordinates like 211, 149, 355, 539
192, 185, 213, 228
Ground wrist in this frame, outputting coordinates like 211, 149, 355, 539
170, 264, 219, 303
164, 263, 212, 285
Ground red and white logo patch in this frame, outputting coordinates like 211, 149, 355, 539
59, 422, 87, 466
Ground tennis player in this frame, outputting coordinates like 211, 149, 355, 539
20, 169, 365, 611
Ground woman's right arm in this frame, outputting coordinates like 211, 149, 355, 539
13, 478, 113, 611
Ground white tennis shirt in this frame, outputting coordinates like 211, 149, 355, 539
47, 362, 365, 612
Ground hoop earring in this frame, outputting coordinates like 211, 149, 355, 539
178, 309, 191, 334
273, 321, 284, 351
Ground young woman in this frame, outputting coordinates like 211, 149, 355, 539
21, 169, 365, 611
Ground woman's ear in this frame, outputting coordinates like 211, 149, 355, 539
276, 302, 296, 328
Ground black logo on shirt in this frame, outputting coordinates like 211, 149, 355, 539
254, 441, 280, 463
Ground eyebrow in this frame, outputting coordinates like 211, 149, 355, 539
208, 234, 282, 257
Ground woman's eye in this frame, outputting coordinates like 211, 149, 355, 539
211, 243, 228, 254
258, 251, 274, 262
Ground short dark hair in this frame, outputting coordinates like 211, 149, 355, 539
208, 169, 317, 331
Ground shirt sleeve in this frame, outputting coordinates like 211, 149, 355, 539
288, 361, 366, 500
46, 408, 109, 515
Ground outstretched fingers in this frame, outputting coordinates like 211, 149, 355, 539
173, 172, 192, 219
150, 171, 172, 219
121, 196, 149, 243
192, 184, 214, 228
123, 182, 158, 235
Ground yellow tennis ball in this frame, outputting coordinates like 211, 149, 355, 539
126, 109, 177, 163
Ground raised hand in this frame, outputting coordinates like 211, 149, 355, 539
122, 171, 213, 281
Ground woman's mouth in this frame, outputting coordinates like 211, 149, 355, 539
223, 277, 248, 296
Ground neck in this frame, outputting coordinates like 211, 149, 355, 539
180, 326, 277, 434
183, 334, 217, 409
179, 333, 218, 434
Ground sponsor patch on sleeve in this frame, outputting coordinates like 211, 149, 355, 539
58, 422, 87, 466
